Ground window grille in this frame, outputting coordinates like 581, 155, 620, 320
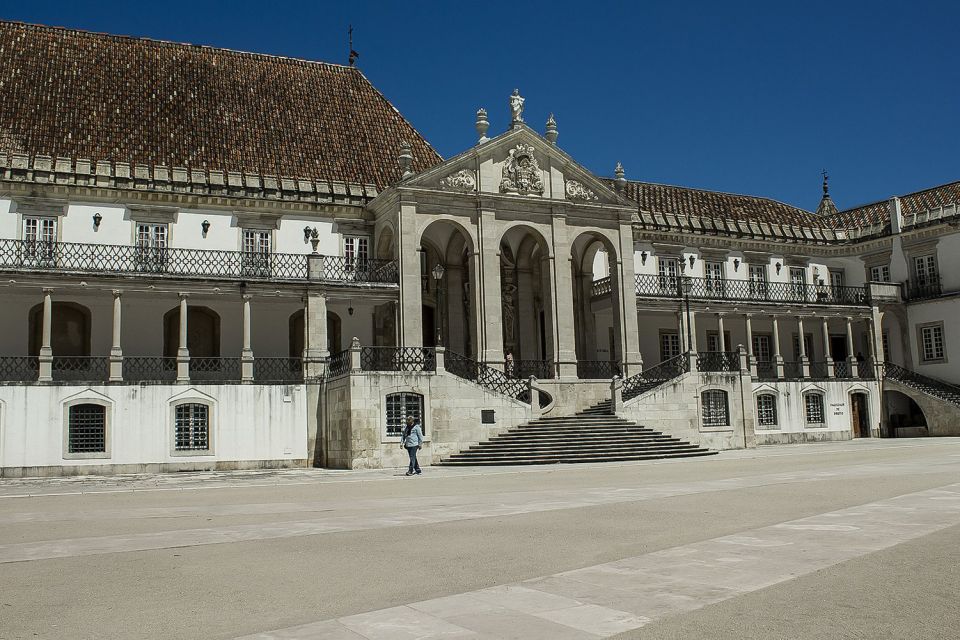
701, 390, 729, 427
174, 403, 210, 451
660, 332, 681, 361
67, 403, 106, 453
920, 325, 944, 362
385, 392, 424, 436
805, 393, 824, 424
756, 394, 777, 427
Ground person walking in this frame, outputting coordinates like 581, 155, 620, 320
401, 415, 423, 476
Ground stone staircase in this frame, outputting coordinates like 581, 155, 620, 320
440, 401, 717, 466
884, 362, 960, 407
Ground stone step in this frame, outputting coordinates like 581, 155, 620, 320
456, 444, 703, 455
442, 451, 719, 465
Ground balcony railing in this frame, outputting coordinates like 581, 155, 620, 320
622, 352, 690, 401
904, 276, 943, 301
576, 360, 622, 379
122, 356, 178, 382
591, 277, 613, 297
633, 274, 869, 306
504, 359, 554, 380
696, 351, 740, 373
0, 239, 399, 284
52, 356, 110, 382
0, 356, 39, 381
360, 347, 436, 372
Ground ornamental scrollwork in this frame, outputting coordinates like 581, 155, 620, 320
499, 143, 544, 196
439, 169, 477, 192
565, 180, 598, 201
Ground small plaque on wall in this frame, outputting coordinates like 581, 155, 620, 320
481, 410, 495, 424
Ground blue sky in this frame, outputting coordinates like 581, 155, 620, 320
4, 1, 958, 211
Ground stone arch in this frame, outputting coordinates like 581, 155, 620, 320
570, 230, 623, 375
375, 223, 397, 261
29, 301, 91, 357
418, 219, 478, 357
288, 309, 342, 356
163, 306, 220, 358
498, 224, 554, 374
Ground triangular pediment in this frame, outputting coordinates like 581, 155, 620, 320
401, 126, 629, 206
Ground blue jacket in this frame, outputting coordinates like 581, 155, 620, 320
402, 424, 423, 448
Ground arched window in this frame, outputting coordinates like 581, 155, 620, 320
701, 390, 729, 427
163, 306, 220, 358
289, 309, 342, 357
385, 392, 424, 437
804, 393, 825, 425
756, 393, 778, 428
173, 403, 211, 452
29, 302, 91, 356
66, 403, 106, 454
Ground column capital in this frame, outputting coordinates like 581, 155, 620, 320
112, 289, 123, 298
242, 293, 253, 301
177, 292, 190, 300
42, 287, 54, 294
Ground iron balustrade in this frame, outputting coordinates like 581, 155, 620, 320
884, 361, 960, 406
633, 273, 869, 306
122, 357, 178, 382
189, 357, 242, 382
782, 361, 804, 379
0, 356, 39, 381
696, 351, 740, 373
252, 357, 304, 383
904, 276, 943, 301
360, 347, 436, 372
446, 350, 533, 403
326, 350, 350, 377
52, 356, 110, 382
755, 359, 777, 380
857, 358, 877, 380
505, 359, 554, 380
0, 239, 400, 284
622, 353, 690, 401
591, 277, 613, 297
833, 360, 851, 378
576, 360, 622, 379
807, 361, 830, 379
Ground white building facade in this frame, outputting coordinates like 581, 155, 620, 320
0, 22, 957, 475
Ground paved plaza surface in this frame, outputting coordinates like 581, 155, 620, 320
2, 440, 960, 639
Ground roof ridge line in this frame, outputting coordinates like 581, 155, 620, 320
617, 178, 816, 215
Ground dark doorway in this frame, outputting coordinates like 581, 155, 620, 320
422, 305, 436, 348
830, 335, 848, 360
163, 306, 220, 358
851, 393, 870, 438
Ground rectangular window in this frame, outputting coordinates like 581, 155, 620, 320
919, 324, 945, 362
658, 257, 679, 293
660, 332, 681, 361
748, 264, 767, 299
829, 271, 844, 288
344, 236, 370, 266
805, 394, 824, 425
706, 331, 731, 352
174, 403, 210, 451
701, 390, 729, 427
23, 217, 57, 262
790, 267, 807, 300
135, 223, 168, 272
704, 261, 724, 296
792, 334, 815, 360
386, 392, 424, 437
869, 265, 890, 283
756, 394, 778, 428
913, 255, 938, 284
752, 334, 772, 362
67, 404, 106, 454
242, 229, 272, 276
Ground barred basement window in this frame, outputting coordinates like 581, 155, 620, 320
174, 403, 210, 451
385, 392, 424, 437
701, 390, 729, 427
67, 403, 106, 454
805, 393, 825, 425
756, 393, 778, 428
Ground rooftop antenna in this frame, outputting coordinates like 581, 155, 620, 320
348, 25, 359, 66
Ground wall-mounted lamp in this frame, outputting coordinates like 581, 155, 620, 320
303, 226, 312, 242
733, 258, 740, 272
688, 255, 696, 270
348, 303, 354, 316
640, 251, 648, 265
775, 261, 782, 275
201, 220, 211, 237
92, 212, 102, 229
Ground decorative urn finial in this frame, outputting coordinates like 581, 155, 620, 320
545, 113, 558, 144
509, 89, 525, 127
398, 141, 413, 179
822, 169, 829, 195
476, 107, 490, 144
614, 162, 626, 193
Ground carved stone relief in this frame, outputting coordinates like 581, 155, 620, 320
439, 169, 477, 192
499, 144, 544, 196
565, 180, 598, 202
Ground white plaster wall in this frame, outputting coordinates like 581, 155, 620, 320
0, 383, 307, 474
277, 218, 337, 255
751, 379, 880, 443
63, 204, 128, 244
906, 298, 960, 384
935, 232, 960, 293
0, 198, 15, 239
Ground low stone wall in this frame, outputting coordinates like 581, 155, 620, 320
536, 379, 612, 416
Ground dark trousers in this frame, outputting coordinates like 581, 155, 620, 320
406, 446, 421, 473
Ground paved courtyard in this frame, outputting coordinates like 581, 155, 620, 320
2, 439, 960, 639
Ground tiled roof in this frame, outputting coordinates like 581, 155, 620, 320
0, 21, 441, 190
825, 181, 960, 232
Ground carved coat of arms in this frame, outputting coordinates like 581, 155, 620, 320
499, 144, 544, 196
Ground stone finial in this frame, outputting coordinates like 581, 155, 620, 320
398, 141, 413, 179
509, 89, 525, 127
545, 113, 558, 144
822, 169, 829, 195
614, 162, 626, 193
476, 108, 490, 144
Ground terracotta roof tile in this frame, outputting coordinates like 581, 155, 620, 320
0, 21, 441, 189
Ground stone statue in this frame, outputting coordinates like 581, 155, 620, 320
509, 89, 525, 124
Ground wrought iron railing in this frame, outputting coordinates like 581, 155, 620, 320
188, 357, 242, 381
360, 347, 435, 372
591, 276, 613, 297
884, 362, 960, 406
0, 356, 39, 381
696, 351, 739, 373
253, 357, 304, 383
904, 276, 943, 301
0, 239, 400, 284
633, 273, 869, 306
446, 350, 533, 403
833, 360, 851, 378
576, 360, 622, 379
122, 356, 178, 382
782, 361, 804, 379
622, 352, 690, 401
755, 359, 777, 380
857, 358, 877, 380
808, 361, 830, 379
327, 350, 350, 378
51, 356, 110, 382
504, 359, 554, 380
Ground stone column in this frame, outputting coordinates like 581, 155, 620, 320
797, 316, 809, 378
397, 201, 423, 347
445, 266, 465, 355
772, 315, 784, 378
176, 293, 190, 382
241, 293, 254, 381
686, 308, 698, 371
745, 313, 756, 377
38, 287, 53, 381
822, 316, 834, 378
616, 221, 643, 375
109, 290, 123, 381
717, 314, 726, 351
304, 292, 329, 378
549, 212, 578, 378
478, 205, 503, 364
846, 316, 858, 377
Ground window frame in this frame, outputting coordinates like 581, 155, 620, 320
659, 331, 681, 362
385, 391, 425, 439
804, 392, 825, 427
171, 401, 214, 456
62, 398, 111, 460
700, 389, 730, 428
755, 393, 778, 429
868, 264, 891, 283
917, 321, 946, 364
